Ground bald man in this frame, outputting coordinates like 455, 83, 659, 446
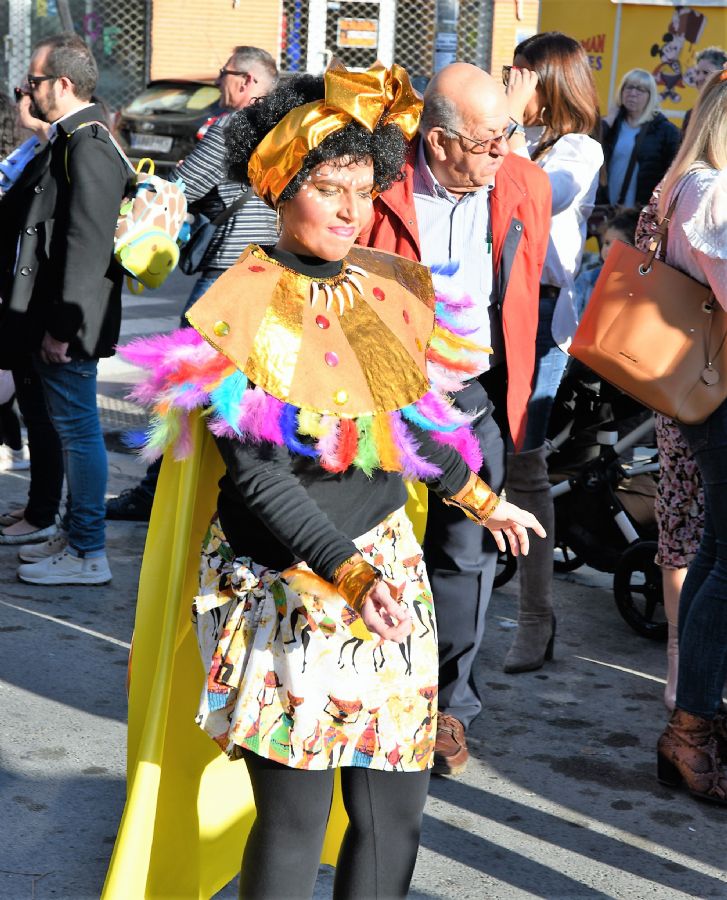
360, 64, 551, 775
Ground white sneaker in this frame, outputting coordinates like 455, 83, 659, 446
17, 548, 112, 585
18, 531, 68, 563
0, 444, 30, 470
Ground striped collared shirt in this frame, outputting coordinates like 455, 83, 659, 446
174, 113, 278, 271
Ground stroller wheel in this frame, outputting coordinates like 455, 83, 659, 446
554, 540, 584, 573
494, 545, 517, 589
613, 541, 667, 641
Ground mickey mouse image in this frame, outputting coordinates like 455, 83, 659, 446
651, 32, 685, 102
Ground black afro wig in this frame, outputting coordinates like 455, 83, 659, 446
225, 74, 409, 204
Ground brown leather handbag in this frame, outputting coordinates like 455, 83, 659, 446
569, 190, 727, 425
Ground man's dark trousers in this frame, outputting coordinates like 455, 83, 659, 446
423, 370, 507, 730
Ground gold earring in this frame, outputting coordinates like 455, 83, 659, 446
275, 206, 282, 234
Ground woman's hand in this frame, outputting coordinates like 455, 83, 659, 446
484, 499, 546, 557
359, 580, 412, 643
506, 67, 539, 125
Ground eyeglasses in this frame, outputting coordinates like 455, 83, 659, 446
218, 68, 257, 83
446, 121, 518, 155
622, 84, 649, 94
25, 74, 56, 91
502, 65, 537, 86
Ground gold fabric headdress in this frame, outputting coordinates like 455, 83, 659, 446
248, 61, 422, 208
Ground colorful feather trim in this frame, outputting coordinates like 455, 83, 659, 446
119, 281, 489, 478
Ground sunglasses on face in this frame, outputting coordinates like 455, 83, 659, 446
25, 74, 57, 91
218, 68, 258, 83
446, 121, 518, 154
502, 65, 538, 86
623, 84, 649, 94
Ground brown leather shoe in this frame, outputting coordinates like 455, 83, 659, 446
433, 713, 469, 776
657, 708, 727, 806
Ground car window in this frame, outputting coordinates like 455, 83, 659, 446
125, 84, 221, 115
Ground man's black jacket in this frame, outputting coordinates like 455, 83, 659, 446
0, 103, 129, 365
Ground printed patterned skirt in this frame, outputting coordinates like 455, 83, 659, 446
655, 414, 704, 569
193, 507, 438, 772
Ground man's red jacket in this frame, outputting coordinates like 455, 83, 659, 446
359, 140, 551, 451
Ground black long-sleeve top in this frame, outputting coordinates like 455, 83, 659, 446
213, 247, 471, 581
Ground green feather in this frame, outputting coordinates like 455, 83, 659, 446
354, 415, 380, 477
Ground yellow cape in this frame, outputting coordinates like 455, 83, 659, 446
103, 417, 428, 898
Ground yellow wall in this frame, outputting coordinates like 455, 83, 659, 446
491, 0, 541, 77
150, 0, 281, 82
540, 1, 727, 122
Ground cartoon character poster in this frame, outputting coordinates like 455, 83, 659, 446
650, 6, 708, 104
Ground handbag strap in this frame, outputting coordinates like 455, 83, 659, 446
616, 117, 648, 206
640, 175, 692, 273
210, 189, 252, 226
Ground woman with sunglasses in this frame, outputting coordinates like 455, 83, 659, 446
502, 31, 603, 674
599, 68, 679, 210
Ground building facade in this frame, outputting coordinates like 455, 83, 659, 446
1, 0, 540, 111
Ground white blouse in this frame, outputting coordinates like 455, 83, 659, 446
664, 165, 727, 311
522, 129, 604, 349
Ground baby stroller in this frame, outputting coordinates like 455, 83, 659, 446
497, 363, 666, 641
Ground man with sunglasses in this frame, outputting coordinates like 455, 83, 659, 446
360, 62, 551, 776
0, 32, 129, 586
105, 46, 278, 522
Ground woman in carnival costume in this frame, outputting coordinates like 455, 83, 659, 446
121, 63, 544, 899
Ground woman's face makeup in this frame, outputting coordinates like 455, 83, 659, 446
276, 158, 375, 261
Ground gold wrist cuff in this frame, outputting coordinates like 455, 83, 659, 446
444, 472, 501, 524
332, 554, 360, 584
336, 560, 382, 614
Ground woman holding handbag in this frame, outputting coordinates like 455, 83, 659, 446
502, 31, 603, 673
654, 70, 727, 806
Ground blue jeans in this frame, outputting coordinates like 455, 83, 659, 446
35, 357, 107, 556
179, 268, 225, 327
677, 399, 727, 717
521, 292, 569, 452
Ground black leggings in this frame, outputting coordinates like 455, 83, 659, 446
239, 750, 430, 900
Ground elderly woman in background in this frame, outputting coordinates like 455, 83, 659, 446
599, 68, 679, 210
682, 46, 727, 135
654, 70, 727, 807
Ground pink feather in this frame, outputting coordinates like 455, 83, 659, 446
431, 427, 483, 472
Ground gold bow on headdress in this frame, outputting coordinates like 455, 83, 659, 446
248, 61, 422, 208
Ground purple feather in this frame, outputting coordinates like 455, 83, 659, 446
389, 412, 442, 479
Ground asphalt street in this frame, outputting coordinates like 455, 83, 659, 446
0, 273, 725, 899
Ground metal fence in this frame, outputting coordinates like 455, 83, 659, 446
1, 0, 148, 112
297, 0, 494, 85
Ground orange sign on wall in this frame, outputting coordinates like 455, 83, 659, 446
337, 18, 379, 49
